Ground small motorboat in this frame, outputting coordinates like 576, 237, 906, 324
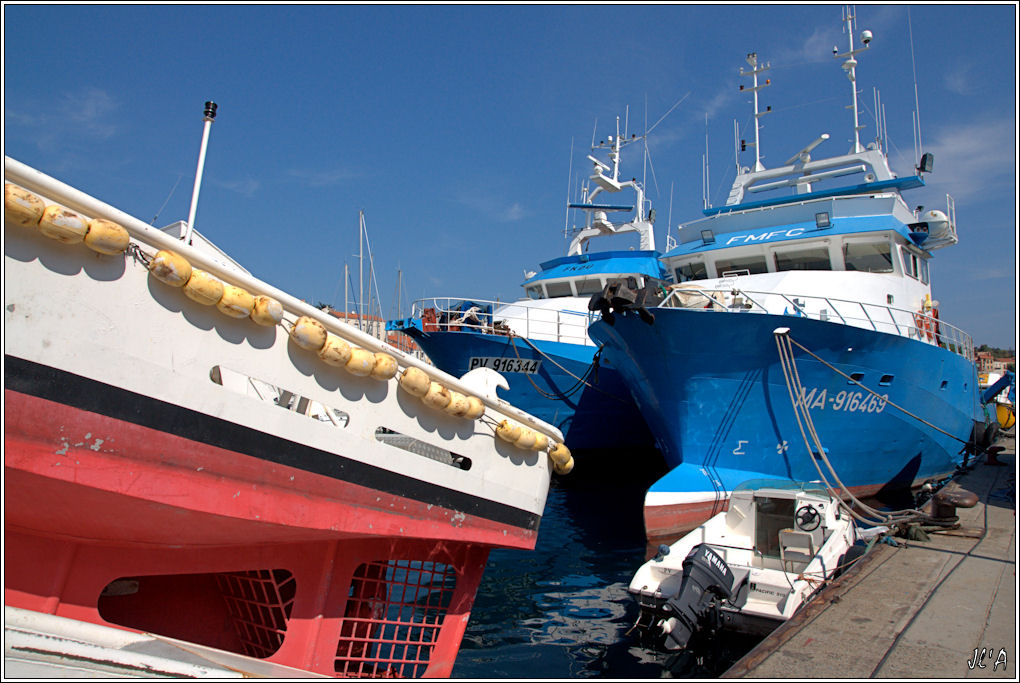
628, 479, 862, 651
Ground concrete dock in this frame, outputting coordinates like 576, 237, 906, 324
724, 432, 1016, 679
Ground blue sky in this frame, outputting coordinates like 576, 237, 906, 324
4, 3, 1016, 348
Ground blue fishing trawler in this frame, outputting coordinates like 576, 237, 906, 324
589, 12, 988, 540
388, 121, 666, 451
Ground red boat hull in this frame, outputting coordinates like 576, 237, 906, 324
4, 359, 539, 677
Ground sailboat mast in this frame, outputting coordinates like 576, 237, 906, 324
358, 211, 364, 331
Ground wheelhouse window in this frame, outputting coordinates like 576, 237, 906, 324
901, 247, 925, 281
675, 260, 708, 282
574, 278, 604, 296
525, 285, 544, 299
774, 246, 832, 272
843, 241, 894, 273
715, 255, 768, 277
545, 281, 573, 298
918, 256, 929, 284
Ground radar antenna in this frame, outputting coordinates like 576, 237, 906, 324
739, 52, 771, 172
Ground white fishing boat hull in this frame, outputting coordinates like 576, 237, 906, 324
5, 156, 563, 678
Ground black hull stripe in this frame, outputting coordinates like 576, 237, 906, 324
4, 354, 540, 531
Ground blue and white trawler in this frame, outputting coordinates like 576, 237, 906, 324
388, 121, 666, 452
590, 12, 988, 541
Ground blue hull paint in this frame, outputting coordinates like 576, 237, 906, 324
403, 329, 656, 451
590, 308, 981, 500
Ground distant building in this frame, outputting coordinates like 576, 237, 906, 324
992, 356, 1014, 374
976, 351, 996, 373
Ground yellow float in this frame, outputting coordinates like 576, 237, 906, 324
149, 250, 192, 287
84, 218, 130, 255
445, 391, 470, 417
250, 295, 284, 326
549, 443, 574, 474
515, 428, 537, 450
371, 352, 399, 381
464, 395, 485, 420
183, 269, 224, 306
398, 366, 431, 397
290, 316, 327, 351
345, 348, 375, 376
422, 382, 452, 410
39, 205, 88, 244
216, 284, 255, 318
496, 420, 522, 444
5, 183, 45, 226
319, 334, 353, 366
997, 403, 1016, 431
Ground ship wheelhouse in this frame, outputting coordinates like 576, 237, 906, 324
522, 249, 667, 300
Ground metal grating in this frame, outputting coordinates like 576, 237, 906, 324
215, 569, 296, 659
335, 560, 458, 678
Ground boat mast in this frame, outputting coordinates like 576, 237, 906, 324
834, 6, 872, 154
358, 210, 364, 331
182, 101, 217, 245
739, 53, 771, 172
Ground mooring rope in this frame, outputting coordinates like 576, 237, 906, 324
785, 335, 970, 446
505, 332, 632, 405
774, 329, 947, 528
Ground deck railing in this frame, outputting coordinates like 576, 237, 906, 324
659, 285, 974, 360
406, 297, 598, 346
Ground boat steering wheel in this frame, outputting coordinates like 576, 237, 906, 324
795, 505, 821, 531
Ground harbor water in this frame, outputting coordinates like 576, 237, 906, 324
451, 451, 760, 679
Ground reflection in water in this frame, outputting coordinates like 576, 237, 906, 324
452, 454, 756, 678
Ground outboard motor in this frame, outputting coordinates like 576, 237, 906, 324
660, 545, 736, 650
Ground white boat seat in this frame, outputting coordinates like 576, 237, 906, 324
778, 528, 814, 572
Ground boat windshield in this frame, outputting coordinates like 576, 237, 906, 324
732, 479, 829, 497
